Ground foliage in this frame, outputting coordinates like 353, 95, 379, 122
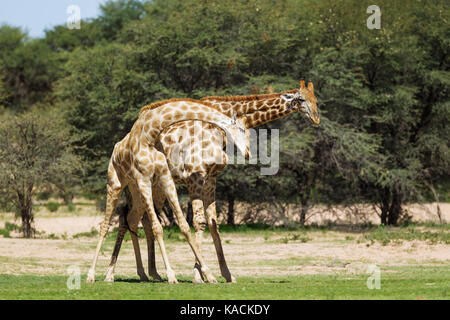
0, 110, 82, 237
0, 0, 448, 226
45, 202, 60, 213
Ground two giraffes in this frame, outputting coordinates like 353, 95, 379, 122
87, 80, 319, 284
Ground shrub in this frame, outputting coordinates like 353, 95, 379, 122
45, 202, 60, 212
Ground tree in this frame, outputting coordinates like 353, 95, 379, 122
51, 0, 449, 225
0, 110, 82, 237
99, 0, 146, 40
0, 25, 61, 111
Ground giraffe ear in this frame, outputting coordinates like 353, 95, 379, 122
281, 93, 295, 102
300, 80, 305, 89
307, 81, 314, 93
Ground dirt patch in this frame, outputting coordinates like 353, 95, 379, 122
0, 231, 448, 279
0, 200, 448, 280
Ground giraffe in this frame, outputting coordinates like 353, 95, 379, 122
105, 81, 319, 283
86, 98, 251, 284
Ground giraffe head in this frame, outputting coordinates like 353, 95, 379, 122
280, 80, 320, 125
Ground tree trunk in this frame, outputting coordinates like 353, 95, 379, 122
18, 187, 34, 238
227, 196, 235, 226
296, 170, 312, 227
300, 195, 309, 227
380, 188, 390, 225
63, 192, 74, 205
387, 191, 402, 226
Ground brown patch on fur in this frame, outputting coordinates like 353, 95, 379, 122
201, 89, 297, 102
164, 135, 173, 144
140, 98, 218, 115
202, 140, 211, 148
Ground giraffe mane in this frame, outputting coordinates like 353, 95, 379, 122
201, 89, 297, 102
139, 98, 218, 115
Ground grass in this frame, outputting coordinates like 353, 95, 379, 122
0, 222, 22, 238
362, 225, 450, 245
1, 213, 448, 300
0, 265, 448, 300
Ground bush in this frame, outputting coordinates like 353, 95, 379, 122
45, 202, 60, 212
67, 203, 76, 212
36, 191, 51, 201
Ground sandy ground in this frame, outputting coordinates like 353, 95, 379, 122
0, 201, 448, 280
0, 227, 448, 279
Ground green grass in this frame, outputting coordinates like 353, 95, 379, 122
362, 225, 450, 245
73, 229, 99, 239
0, 265, 448, 300
0, 222, 21, 238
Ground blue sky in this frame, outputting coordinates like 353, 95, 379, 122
0, 0, 108, 38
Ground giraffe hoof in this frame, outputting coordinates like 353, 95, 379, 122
104, 276, 114, 283
149, 273, 163, 282
223, 274, 237, 283
86, 270, 95, 283
206, 276, 218, 284
166, 269, 177, 284
192, 278, 204, 284
138, 274, 150, 282
86, 277, 95, 283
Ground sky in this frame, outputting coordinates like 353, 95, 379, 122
0, 0, 108, 38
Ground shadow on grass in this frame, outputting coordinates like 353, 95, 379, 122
114, 278, 192, 284
263, 279, 291, 284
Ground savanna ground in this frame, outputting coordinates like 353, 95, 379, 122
0, 199, 449, 300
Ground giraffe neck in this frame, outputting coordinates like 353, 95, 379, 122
137, 100, 248, 156
202, 91, 297, 128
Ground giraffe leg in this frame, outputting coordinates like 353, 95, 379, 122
142, 187, 166, 281
142, 212, 162, 281
87, 162, 124, 283
126, 185, 150, 282
157, 206, 171, 227
129, 219, 150, 282
104, 222, 127, 282
135, 174, 178, 284
156, 156, 217, 284
188, 174, 207, 284
204, 177, 236, 283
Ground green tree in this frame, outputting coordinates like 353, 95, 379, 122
0, 110, 82, 237
0, 25, 61, 110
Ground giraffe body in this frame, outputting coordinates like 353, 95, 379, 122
107, 81, 319, 283
86, 99, 250, 284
